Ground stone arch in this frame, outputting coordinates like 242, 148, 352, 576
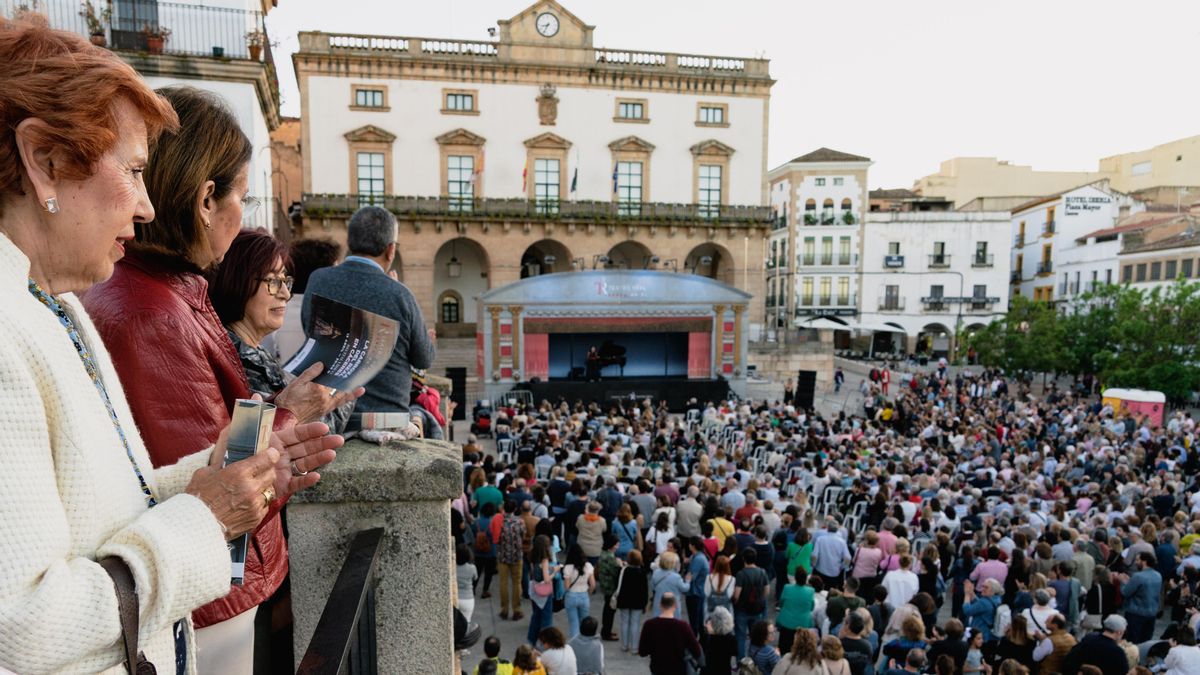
520, 239, 574, 278
437, 289, 463, 324
684, 242, 736, 284
918, 322, 953, 357
605, 240, 653, 270
434, 237, 490, 336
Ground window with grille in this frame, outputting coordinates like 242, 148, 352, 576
354, 89, 384, 108
356, 152, 385, 206
616, 161, 642, 216
446, 93, 475, 112
699, 106, 724, 124
617, 101, 644, 119
448, 155, 474, 212
698, 165, 722, 218
534, 158, 560, 214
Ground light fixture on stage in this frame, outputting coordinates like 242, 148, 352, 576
645, 255, 661, 269
543, 255, 556, 269
592, 254, 610, 269
447, 240, 462, 278
688, 255, 714, 274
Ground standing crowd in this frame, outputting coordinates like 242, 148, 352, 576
456, 363, 1200, 675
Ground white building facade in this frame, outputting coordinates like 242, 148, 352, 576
1009, 182, 1142, 303
765, 149, 871, 329
860, 211, 1012, 356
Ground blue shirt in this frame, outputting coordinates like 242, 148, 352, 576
962, 594, 1000, 641
1121, 567, 1163, 617
343, 255, 385, 272
687, 552, 710, 597
812, 532, 851, 577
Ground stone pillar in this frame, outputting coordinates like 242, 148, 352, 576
289, 438, 462, 674
732, 304, 745, 370
508, 305, 523, 376
712, 304, 726, 378
488, 306, 503, 379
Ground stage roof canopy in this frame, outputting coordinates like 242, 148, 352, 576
479, 270, 752, 313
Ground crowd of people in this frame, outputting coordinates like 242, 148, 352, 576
455, 363, 1200, 675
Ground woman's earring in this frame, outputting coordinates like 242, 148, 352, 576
44, 197, 59, 214
203, 219, 211, 230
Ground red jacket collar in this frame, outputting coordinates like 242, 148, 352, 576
119, 249, 210, 311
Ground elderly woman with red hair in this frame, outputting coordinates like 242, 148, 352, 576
0, 15, 341, 673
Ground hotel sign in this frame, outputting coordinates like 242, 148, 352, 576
1064, 195, 1111, 216
594, 280, 648, 299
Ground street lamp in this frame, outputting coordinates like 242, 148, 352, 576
571, 257, 585, 270
662, 258, 679, 273
446, 239, 462, 278
592, 254, 610, 269
644, 255, 661, 269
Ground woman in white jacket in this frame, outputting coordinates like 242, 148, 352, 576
0, 17, 339, 673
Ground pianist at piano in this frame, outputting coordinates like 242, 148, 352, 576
476, 269, 751, 409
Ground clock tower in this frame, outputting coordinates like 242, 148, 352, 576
497, 0, 595, 64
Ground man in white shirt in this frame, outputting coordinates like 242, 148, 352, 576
881, 554, 920, 609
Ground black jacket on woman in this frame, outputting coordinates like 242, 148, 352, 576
615, 566, 649, 610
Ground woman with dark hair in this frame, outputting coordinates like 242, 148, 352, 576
455, 543, 478, 621
777, 567, 816, 655
561, 543, 596, 639
536, 626, 577, 675
527, 534, 558, 646
83, 86, 360, 670
748, 620, 782, 675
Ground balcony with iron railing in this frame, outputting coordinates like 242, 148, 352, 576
800, 254, 816, 266
1014, 234, 1025, 247
928, 254, 951, 269
972, 253, 994, 268
305, 194, 774, 225
4, 0, 271, 61
968, 297, 997, 312
922, 297, 948, 312
1010, 271, 1021, 284
878, 297, 905, 312
1043, 220, 1056, 236
1037, 260, 1053, 275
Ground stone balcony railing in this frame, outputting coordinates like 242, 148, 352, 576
298, 32, 771, 78
303, 193, 775, 226
291, 437, 462, 674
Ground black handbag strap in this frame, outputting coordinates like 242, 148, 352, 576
100, 556, 157, 675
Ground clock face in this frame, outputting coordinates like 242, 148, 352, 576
536, 12, 559, 37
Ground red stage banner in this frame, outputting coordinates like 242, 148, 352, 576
688, 331, 712, 379
524, 333, 550, 381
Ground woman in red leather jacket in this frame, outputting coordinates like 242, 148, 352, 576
84, 86, 360, 673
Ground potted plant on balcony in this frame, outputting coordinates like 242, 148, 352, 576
804, 213, 817, 226
141, 24, 170, 54
79, 1, 111, 46
245, 30, 267, 61
842, 210, 855, 225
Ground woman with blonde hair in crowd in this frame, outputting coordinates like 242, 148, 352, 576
776, 624, 824, 675
0, 16, 339, 672
821, 635, 852, 675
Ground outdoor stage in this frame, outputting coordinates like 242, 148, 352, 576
519, 376, 730, 410
476, 270, 752, 406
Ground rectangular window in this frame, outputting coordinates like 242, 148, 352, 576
833, 177, 844, 186
802, 237, 815, 266
837, 277, 850, 305
616, 100, 645, 120
815, 178, 826, 187
1123, 265, 1132, 282
534, 158, 560, 215
819, 277, 831, 306
356, 151, 385, 205
1135, 264, 1146, 282
888, 242, 900, 256
446, 93, 475, 112
884, 285, 899, 310
801, 277, 813, 305
839, 237, 852, 265
698, 165, 722, 218
1184, 259, 1194, 278
974, 284, 986, 298
616, 161, 643, 216
447, 155, 474, 212
1150, 261, 1162, 280
1166, 260, 1177, 280
821, 237, 833, 265
354, 88, 384, 108
1132, 160, 1152, 176
930, 285, 944, 298
976, 241, 988, 259
698, 105, 725, 124
1106, 268, 1113, 285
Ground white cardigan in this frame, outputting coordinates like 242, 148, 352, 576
0, 235, 230, 674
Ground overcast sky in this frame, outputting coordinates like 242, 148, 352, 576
266, 0, 1200, 189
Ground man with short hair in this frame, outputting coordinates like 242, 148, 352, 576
638, 593, 702, 675
493, 500, 526, 621
675, 485, 703, 539
882, 648, 926, 675
1119, 551, 1163, 644
812, 518, 852, 589
472, 636, 513, 675
1032, 613, 1077, 675
1060, 614, 1127, 675
302, 205, 435, 415
733, 548, 770, 659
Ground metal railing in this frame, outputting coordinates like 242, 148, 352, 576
1010, 271, 1021, 284
922, 297, 947, 312
303, 194, 774, 224
972, 254, 994, 268
820, 255, 833, 266
1013, 234, 1025, 247
798, 294, 814, 306
1043, 220, 1056, 236
1037, 261, 1053, 275
928, 254, 951, 269
3, 0, 269, 60
878, 298, 905, 311
968, 299, 995, 311
800, 255, 815, 266
298, 528, 385, 675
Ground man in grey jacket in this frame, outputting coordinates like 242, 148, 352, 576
302, 206, 435, 414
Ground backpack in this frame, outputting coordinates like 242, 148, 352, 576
708, 576, 734, 613
474, 528, 491, 554
738, 569, 767, 613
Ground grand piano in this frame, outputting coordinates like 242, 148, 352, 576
582, 340, 626, 380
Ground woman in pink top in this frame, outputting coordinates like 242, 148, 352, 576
968, 546, 1009, 587
851, 530, 886, 599
879, 539, 909, 573
877, 518, 899, 555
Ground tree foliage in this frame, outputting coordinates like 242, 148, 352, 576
970, 281, 1200, 402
